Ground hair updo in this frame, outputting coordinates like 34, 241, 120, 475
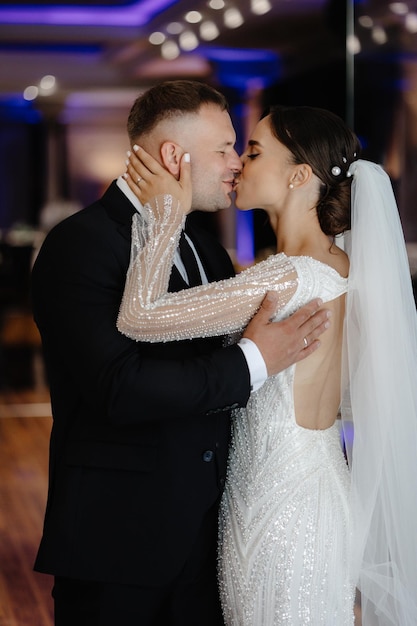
265, 105, 362, 237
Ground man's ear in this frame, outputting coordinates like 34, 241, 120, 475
160, 141, 183, 177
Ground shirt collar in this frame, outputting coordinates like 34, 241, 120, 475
116, 175, 143, 215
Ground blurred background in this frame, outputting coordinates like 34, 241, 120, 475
0, 0, 417, 390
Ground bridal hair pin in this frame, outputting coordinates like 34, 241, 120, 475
332, 153, 358, 178
346, 156, 358, 178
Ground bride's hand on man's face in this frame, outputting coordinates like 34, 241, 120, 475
123, 145, 192, 215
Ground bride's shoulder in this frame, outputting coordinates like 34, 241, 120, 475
328, 246, 349, 279
288, 254, 348, 286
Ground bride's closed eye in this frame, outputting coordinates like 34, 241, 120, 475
246, 153, 260, 160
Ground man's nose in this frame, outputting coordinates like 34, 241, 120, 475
229, 150, 242, 174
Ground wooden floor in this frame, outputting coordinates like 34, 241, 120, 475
0, 388, 54, 626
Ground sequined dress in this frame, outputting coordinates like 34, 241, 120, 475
218, 368, 354, 625
117, 195, 354, 625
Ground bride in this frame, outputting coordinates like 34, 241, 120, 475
118, 105, 417, 625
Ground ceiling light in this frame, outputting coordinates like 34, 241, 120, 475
358, 15, 373, 28
346, 34, 361, 55
23, 85, 38, 101
389, 2, 408, 15
185, 11, 202, 23
200, 20, 219, 40
149, 31, 166, 45
405, 12, 417, 32
39, 74, 56, 94
224, 8, 244, 28
250, 0, 271, 15
161, 40, 180, 59
179, 30, 199, 50
208, 0, 225, 9
371, 25, 387, 44
166, 22, 183, 34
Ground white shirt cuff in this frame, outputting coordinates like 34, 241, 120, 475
237, 338, 268, 393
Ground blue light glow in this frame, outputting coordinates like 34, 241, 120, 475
236, 210, 255, 266
0, 96, 42, 123
205, 47, 280, 90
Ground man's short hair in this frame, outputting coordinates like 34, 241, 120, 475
127, 80, 229, 142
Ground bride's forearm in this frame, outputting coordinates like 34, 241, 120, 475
118, 249, 298, 343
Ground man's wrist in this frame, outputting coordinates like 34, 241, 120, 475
237, 338, 268, 392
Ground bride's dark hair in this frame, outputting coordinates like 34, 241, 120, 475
265, 105, 362, 237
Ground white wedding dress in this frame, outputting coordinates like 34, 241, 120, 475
117, 195, 354, 624
218, 356, 354, 625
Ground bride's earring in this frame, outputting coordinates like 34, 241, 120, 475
289, 183, 294, 189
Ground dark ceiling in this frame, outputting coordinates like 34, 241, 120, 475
0, 0, 412, 126
0, 0, 350, 101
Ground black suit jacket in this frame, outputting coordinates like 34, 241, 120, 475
32, 181, 251, 586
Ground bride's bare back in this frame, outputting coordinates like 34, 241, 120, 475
293, 245, 348, 430
294, 293, 345, 430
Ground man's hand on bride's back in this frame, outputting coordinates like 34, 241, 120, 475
243, 294, 332, 377
124, 145, 192, 214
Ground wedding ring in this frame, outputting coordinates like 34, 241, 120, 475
136, 176, 142, 184
303, 337, 308, 348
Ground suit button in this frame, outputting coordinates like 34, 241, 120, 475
202, 450, 214, 462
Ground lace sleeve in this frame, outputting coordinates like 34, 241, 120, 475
117, 194, 299, 343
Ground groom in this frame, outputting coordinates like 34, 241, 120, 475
32, 80, 330, 625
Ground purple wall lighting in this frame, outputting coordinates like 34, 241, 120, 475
0, 0, 177, 26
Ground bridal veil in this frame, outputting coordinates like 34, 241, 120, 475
341, 160, 417, 624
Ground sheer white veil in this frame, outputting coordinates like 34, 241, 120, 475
341, 160, 417, 624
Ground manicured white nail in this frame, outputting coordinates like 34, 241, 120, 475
184, 152, 190, 163
125, 159, 129, 166
133, 144, 139, 152
122, 172, 128, 179
127, 150, 131, 157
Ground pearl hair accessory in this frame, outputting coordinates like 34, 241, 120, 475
346, 153, 357, 177
332, 154, 357, 178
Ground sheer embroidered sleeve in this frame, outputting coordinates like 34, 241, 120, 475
117, 194, 299, 343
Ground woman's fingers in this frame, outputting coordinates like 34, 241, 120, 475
125, 148, 152, 187
123, 145, 192, 214
132, 144, 163, 175
178, 152, 192, 211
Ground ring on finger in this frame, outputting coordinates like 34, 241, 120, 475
303, 336, 308, 348
137, 176, 142, 185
